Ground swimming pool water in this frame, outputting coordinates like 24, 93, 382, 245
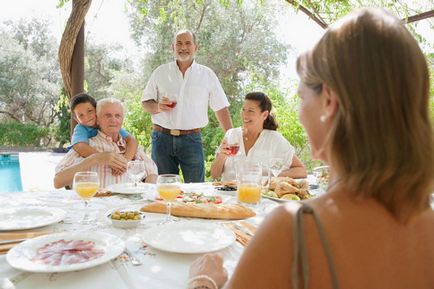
0, 154, 23, 193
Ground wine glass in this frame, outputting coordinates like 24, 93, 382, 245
269, 158, 284, 178
226, 130, 241, 157
127, 160, 146, 188
160, 94, 178, 126
156, 174, 181, 222
73, 171, 99, 224
165, 94, 177, 108
313, 165, 329, 193
260, 162, 271, 193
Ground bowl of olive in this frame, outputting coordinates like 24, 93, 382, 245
108, 210, 144, 228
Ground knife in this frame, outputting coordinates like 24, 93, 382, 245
0, 238, 28, 245
233, 223, 254, 237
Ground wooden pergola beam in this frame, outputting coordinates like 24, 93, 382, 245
285, 0, 328, 29
286, 0, 328, 29
285, 2, 434, 29
404, 9, 434, 24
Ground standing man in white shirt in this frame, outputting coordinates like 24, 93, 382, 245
142, 29, 232, 182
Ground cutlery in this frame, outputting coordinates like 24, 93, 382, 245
0, 238, 29, 246
237, 221, 257, 234
224, 223, 251, 247
233, 223, 254, 237
125, 248, 142, 266
124, 236, 143, 266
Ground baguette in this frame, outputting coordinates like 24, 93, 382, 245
141, 201, 255, 220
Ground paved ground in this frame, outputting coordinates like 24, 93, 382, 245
19, 152, 66, 191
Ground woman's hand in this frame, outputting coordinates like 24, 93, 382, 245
189, 253, 228, 288
218, 140, 232, 157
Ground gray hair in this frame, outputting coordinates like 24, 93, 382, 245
173, 29, 196, 44
96, 98, 125, 117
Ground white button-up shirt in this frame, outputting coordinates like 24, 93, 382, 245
142, 61, 230, 130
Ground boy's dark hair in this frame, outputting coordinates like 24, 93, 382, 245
70, 93, 97, 113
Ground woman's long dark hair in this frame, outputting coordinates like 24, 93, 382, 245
245, 92, 278, 130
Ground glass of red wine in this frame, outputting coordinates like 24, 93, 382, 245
226, 129, 241, 157
161, 95, 177, 108
227, 144, 240, 156
166, 100, 177, 108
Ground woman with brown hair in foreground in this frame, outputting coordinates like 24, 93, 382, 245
187, 8, 434, 289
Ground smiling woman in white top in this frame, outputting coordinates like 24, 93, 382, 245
210, 92, 307, 181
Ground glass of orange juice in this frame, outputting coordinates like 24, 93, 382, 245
237, 163, 262, 206
73, 171, 99, 224
156, 174, 181, 222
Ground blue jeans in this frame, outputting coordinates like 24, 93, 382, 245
151, 130, 205, 182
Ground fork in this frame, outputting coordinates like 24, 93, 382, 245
125, 248, 142, 266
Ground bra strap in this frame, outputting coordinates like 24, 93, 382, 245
291, 203, 340, 289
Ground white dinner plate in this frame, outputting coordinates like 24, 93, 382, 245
0, 207, 66, 231
142, 222, 236, 254
7, 232, 125, 273
106, 183, 156, 195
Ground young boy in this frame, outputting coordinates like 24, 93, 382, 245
70, 93, 138, 175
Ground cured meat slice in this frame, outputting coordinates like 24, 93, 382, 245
32, 239, 104, 266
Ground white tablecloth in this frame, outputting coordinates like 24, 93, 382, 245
0, 184, 279, 289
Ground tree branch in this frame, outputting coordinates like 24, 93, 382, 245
285, 0, 328, 29
0, 110, 21, 122
195, 2, 209, 32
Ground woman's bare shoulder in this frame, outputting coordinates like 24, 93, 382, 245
225, 204, 300, 289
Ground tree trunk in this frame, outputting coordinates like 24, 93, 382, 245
58, 0, 91, 135
70, 22, 85, 134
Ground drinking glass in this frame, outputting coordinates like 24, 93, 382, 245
166, 98, 177, 108
160, 95, 177, 108
156, 174, 181, 222
269, 158, 284, 178
260, 162, 271, 194
237, 162, 262, 206
313, 165, 329, 192
226, 130, 241, 157
73, 171, 99, 224
127, 160, 146, 188
160, 94, 178, 127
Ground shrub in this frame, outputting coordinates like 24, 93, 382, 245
0, 122, 49, 147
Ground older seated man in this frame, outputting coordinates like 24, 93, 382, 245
54, 98, 157, 189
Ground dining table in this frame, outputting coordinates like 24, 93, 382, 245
0, 182, 283, 289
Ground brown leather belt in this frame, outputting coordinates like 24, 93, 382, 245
153, 124, 200, 136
